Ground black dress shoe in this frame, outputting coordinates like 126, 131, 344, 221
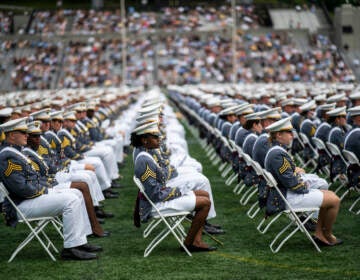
61, 248, 98, 260
103, 192, 119, 199
111, 182, 122, 189
205, 221, 222, 230
91, 231, 111, 238
107, 189, 119, 195
180, 244, 217, 253
204, 224, 225, 235
77, 243, 103, 252
96, 209, 114, 219
97, 217, 105, 224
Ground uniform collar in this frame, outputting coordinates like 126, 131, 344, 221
270, 140, 288, 150
2, 141, 23, 151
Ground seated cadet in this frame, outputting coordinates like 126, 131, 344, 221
218, 106, 239, 163
133, 114, 223, 234
264, 117, 342, 246
242, 112, 262, 156
25, 121, 110, 237
58, 111, 117, 199
314, 103, 336, 143
327, 107, 349, 178
299, 100, 317, 161
234, 105, 255, 148
0, 118, 102, 260
131, 122, 217, 252
252, 107, 282, 168
228, 103, 249, 140
344, 106, 360, 188
314, 103, 336, 169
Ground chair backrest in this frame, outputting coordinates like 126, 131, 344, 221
0, 182, 9, 196
326, 142, 348, 166
242, 153, 252, 166
312, 137, 326, 150
342, 150, 360, 165
252, 161, 264, 176
262, 170, 277, 189
299, 132, 309, 145
292, 130, 305, 148
299, 132, 318, 156
326, 142, 341, 156
133, 176, 163, 217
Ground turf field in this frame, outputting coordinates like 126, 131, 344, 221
0, 116, 359, 280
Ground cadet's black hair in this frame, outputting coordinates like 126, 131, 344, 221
130, 133, 154, 147
243, 119, 260, 130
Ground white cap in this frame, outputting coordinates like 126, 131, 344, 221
265, 116, 293, 132
132, 121, 160, 136
0, 117, 28, 133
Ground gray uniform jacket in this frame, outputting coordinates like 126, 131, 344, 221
134, 149, 181, 222
0, 143, 47, 226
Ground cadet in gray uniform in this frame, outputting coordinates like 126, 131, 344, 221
131, 121, 217, 252
264, 117, 342, 246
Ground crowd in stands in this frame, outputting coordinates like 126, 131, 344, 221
9, 41, 60, 90
22, 5, 259, 36
0, 12, 13, 34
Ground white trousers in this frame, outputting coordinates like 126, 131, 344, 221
54, 170, 105, 206
18, 188, 92, 248
97, 138, 124, 163
77, 157, 111, 191
85, 145, 119, 180
167, 169, 216, 219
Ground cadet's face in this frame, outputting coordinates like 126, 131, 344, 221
27, 134, 41, 149
277, 130, 293, 146
51, 120, 62, 131
336, 115, 346, 126
143, 135, 160, 149
40, 120, 50, 132
227, 114, 237, 124
353, 115, 360, 126
10, 131, 28, 146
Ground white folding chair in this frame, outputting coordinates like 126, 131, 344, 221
232, 146, 246, 195
312, 137, 331, 177
342, 150, 360, 214
239, 154, 258, 206
0, 182, 63, 262
326, 142, 349, 198
291, 130, 305, 167
298, 132, 318, 171
259, 171, 321, 253
133, 176, 192, 257
246, 161, 265, 219
225, 139, 239, 186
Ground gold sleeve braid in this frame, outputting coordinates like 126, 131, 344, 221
163, 188, 177, 201
30, 160, 40, 172
61, 136, 71, 149
279, 157, 291, 174
4, 160, 23, 177
50, 139, 57, 149
310, 126, 316, 137
140, 164, 157, 182
37, 145, 49, 156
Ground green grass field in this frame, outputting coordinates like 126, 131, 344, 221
0, 116, 359, 280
